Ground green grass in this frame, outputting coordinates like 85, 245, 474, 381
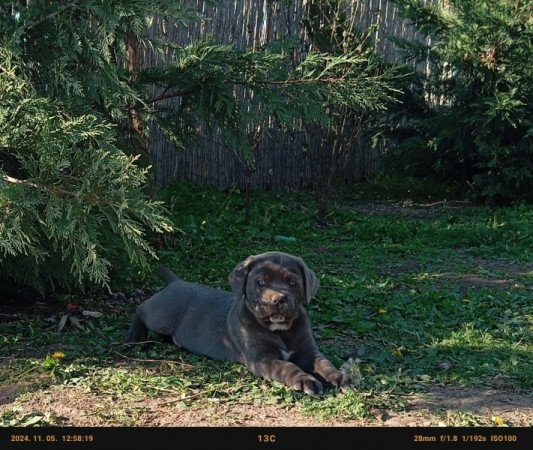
1, 178, 531, 425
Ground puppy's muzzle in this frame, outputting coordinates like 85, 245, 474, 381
260, 290, 293, 315
266, 292, 288, 307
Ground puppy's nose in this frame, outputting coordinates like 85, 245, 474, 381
271, 293, 287, 306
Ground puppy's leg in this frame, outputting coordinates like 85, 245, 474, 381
292, 342, 350, 391
249, 358, 324, 395
125, 312, 148, 343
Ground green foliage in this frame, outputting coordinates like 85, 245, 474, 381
388, 0, 532, 204
0, 60, 172, 291
138, 39, 358, 153
0, 0, 193, 130
153, 181, 532, 384
1, 0, 402, 156
300, 389, 370, 420
1, 181, 531, 424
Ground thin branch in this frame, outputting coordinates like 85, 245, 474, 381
237, 77, 347, 86
147, 76, 347, 103
112, 349, 195, 369
2, 174, 75, 197
148, 87, 198, 103
0, 65, 17, 79
158, 388, 218, 405
25, 0, 81, 31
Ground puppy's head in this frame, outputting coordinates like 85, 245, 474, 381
229, 252, 318, 331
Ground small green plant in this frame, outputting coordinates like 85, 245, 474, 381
42, 352, 65, 370
0, 409, 61, 427
302, 0, 401, 223
301, 390, 371, 420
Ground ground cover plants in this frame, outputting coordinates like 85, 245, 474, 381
1, 178, 531, 426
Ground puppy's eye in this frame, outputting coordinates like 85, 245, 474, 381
289, 280, 296, 286
258, 280, 267, 286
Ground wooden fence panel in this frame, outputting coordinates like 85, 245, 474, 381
142, 0, 430, 189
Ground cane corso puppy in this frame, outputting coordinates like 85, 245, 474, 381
126, 252, 348, 395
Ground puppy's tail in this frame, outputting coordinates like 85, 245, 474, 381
155, 265, 181, 286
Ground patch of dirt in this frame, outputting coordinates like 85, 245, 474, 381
1, 384, 531, 427
0, 383, 33, 407
435, 255, 531, 291
467, 257, 532, 277
379, 259, 424, 276
346, 200, 472, 219
0, 300, 63, 324
452, 274, 513, 291
142, 401, 359, 427
395, 386, 533, 426
0, 385, 368, 427
0, 289, 155, 330
410, 386, 533, 412
379, 255, 531, 291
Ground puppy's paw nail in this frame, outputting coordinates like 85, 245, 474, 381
293, 375, 323, 396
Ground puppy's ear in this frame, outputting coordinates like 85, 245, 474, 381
297, 257, 319, 303
229, 255, 255, 300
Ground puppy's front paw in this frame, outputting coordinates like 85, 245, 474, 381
325, 369, 351, 391
290, 374, 323, 396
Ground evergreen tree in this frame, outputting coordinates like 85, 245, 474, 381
0, 47, 173, 292
389, 0, 532, 203
1, 0, 399, 293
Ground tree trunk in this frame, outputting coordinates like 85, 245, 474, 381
126, 31, 148, 151
244, 166, 254, 224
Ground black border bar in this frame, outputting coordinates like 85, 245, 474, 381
1, 426, 531, 450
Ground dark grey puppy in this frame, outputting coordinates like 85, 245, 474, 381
126, 252, 348, 395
